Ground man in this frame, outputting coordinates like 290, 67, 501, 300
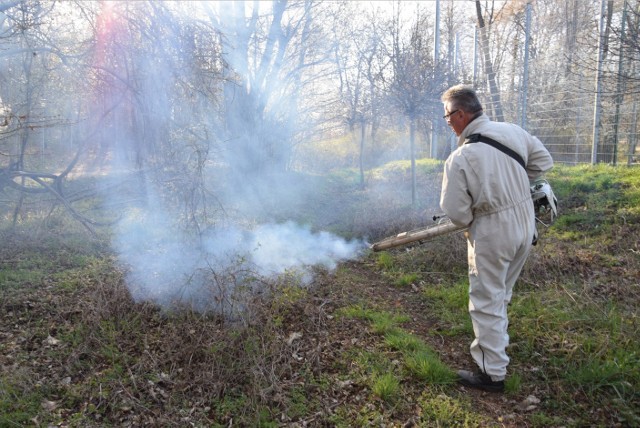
439, 84, 553, 392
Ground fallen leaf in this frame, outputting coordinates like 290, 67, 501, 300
337, 379, 353, 388
41, 400, 58, 412
286, 331, 303, 345
43, 335, 60, 346
517, 395, 541, 411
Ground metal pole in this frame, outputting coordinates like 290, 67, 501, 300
473, 27, 478, 87
612, 0, 628, 166
434, 0, 440, 68
575, 101, 582, 164
451, 33, 460, 155
591, 0, 606, 165
520, 2, 532, 130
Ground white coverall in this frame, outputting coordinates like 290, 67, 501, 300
440, 113, 553, 381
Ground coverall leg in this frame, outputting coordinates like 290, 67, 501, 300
466, 206, 533, 381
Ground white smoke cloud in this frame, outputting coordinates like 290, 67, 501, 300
113, 191, 367, 313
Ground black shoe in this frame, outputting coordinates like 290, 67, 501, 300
457, 370, 505, 393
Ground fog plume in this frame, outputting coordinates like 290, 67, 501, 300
112, 186, 366, 313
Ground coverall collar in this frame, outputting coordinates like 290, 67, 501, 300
457, 113, 489, 147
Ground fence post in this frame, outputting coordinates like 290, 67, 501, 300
591, 0, 606, 165
629, 101, 638, 165
613, 0, 628, 166
473, 27, 478, 87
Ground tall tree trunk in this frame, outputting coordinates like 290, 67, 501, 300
475, 0, 504, 121
602, 0, 614, 61
565, 0, 579, 74
410, 116, 417, 206
597, 0, 616, 163
219, 0, 293, 174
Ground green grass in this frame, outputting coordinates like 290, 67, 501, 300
375, 251, 395, 270
421, 279, 472, 336
338, 305, 411, 334
566, 351, 639, 395
0, 235, 103, 290
417, 390, 488, 426
0, 376, 47, 426
375, 252, 422, 288
509, 288, 639, 359
371, 372, 401, 402
547, 164, 640, 234
341, 306, 457, 386
504, 373, 522, 394
395, 272, 419, 287
384, 329, 426, 352
404, 351, 457, 384
368, 158, 443, 181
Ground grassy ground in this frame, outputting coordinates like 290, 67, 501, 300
0, 163, 639, 427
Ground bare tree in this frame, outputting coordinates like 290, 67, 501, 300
387, 8, 445, 205
207, 0, 325, 176
0, 1, 103, 233
330, 2, 389, 188
617, 0, 640, 93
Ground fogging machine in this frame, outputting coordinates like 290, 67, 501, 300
370, 179, 558, 252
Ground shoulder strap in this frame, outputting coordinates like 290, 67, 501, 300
464, 133, 526, 170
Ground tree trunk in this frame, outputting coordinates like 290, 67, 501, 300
565, 0, 579, 74
475, 0, 504, 121
410, 116, 417, 206
359, 119, 366, 189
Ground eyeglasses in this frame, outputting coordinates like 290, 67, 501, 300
443, 109, 460, 120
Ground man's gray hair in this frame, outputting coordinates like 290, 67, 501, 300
441, 84, 483, 114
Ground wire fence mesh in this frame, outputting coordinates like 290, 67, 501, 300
478, 89, 640, 166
